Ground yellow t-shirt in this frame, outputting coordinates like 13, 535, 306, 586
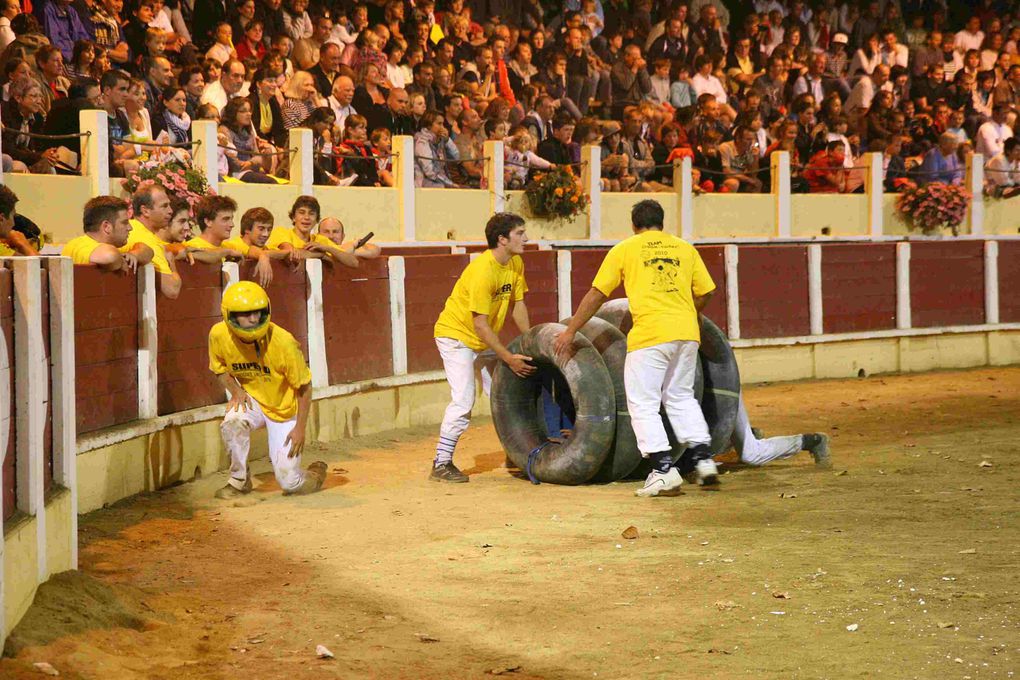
434, 250, 528, 351
311, 233, 336, 247
122, 219, 171, 274
591, 230, 715, 351
184, 235, 218, 250
221, 237, 251, 256
207, 321, 311, 422
266, 226, 307, 250
61, 235, 102, 264
0, 240, 15, 256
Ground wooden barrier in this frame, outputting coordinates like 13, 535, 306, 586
73, 268, 139, 434
404, 254, 469, 373
1, 267, 14, 523
322, 259, 393, 384
381, 246, 455, 257
821, 244, 897, 334
696, 246, 728, 335
738, 245, 811, 338
1000, 241, 1020, 323
909, 242, 985, 328
155, 263, 225, 415
243, 261, 308, 355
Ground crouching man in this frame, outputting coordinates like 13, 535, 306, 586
210, 281, 327, 498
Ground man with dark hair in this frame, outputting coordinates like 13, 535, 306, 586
406, 61, 437, 111
266, 195, 326, 257
223, 207, 292, 286
537, 111, 575, 165
184, 195, 245, 261
555, 199, 719, 497
100, 69, 136, 175
61, 195, 151, 270
201, 58, 248, 113
306, 35, 341, 97
179, 66, 206, 119
430, 212, 535, 483
127, 185, 182, 298
0, 185, 35, 256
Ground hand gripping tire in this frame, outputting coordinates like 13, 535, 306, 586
558, 316, 643, 482
490, 323, 617, 485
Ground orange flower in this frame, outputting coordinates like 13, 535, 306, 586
555, 187, 564, 197
570, 195, 578, 203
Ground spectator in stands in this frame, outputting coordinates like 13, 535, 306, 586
917, 132, 963, 185
40, 0, 91, 62
0, 0, 18, 52
201, 58, 248, 112
879, 135, 912, 193
325, 74, 356, 133
205, 22, 236, 65
718, 124, 763, 193
235, 20, 268, 63
620, 107, 661, 190
804, 139, 849, 193
127, 184, 182, 298
975, 103, 1014, 160
33, 44, 69, 114
281, 69, 324, 129
142, 56, 174, 119
453, 106, 484, 187
179, 66, 205, 119
414, 110, 458, 187
610, 44, 650, 116
333, 113, 391, 186
220, 97, 279, 183
61, 195, 150, 269
246, 67, 286, 147
307, 41, 341, 99
99, 70, 138, 177
2, 77, 59, 173
846, 63, 890, 117
193, 0, 229, 50
993, 64, 1020, 109
985, 137, 1020, 198
537, 110, 575, 166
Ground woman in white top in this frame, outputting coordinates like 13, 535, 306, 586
847, 33, 882, 81
124, 78, 154, 145
384, 40, 406, 89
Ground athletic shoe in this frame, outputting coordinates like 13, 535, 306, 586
751, 427, 764, 440
695, 459, 720, 487
803, 434, 832, 469
635, 468, 683, 497
429, 462, 469, 483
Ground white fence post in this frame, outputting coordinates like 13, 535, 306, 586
11, 258, 47, 580
896, 242, 912, 330
582, 144, 601, 239
44, 257, 77, 568
304, 258, 328, 388
677, 156, 694, 240
79, 109, 110, 196
556, 249, 572, 319
394, 135, 416, 241
137, 265, 158, 419
771, 150, 791, 238
966, 153, 984, 235
388, 256, 407, 376
985, 240, 999, 324
864, 152, 884, 238
808, 244, 823, 335
484, 139, 505, 214
724, 244, 740, 339
191, 119, 220, 195
289, 127, 314, 196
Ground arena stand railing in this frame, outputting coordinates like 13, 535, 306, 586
3, 111, 1018, 248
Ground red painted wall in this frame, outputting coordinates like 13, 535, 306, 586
1, 268, 15, 523
404, 254, 470, 373
696, 245, 728, 335
322, 259, 393, 384
569, 249, 619, 310
821, 243, 897, 334
74, 268, 139, 435
738, 245, 811, 338
381, 246, 453, 257
998, 241, 1020, 323
156, 263, 226, 415
910, 242, 985, 328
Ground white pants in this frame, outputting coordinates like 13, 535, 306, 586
435, 337, 492, 464
731, 397, 803, 466
624, 340, 711, 456
221, 396, 306, 493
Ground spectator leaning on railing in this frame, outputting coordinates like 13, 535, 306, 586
61, 195, 150, 271
126, 184, 182, 298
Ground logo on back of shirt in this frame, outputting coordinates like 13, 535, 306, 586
643, 256, 681, 293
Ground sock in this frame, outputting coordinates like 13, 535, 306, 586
651, 450, 673, 474
434, 435, 459, 467
676, 443, 712, 475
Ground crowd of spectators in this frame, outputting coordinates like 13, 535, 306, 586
0, 0, 1018, 195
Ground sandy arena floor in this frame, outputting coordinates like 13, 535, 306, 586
1, 367, 1018, 680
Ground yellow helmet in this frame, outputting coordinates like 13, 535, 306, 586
221, 281, 272, 343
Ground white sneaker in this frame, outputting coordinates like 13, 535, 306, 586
635, 468, 683, 497
696, 459, 720, 487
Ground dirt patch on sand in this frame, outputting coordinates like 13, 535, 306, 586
1, 367, 1017, 679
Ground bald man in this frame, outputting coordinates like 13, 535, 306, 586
328, 75, 357, 133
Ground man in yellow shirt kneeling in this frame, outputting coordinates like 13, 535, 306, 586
209, 281, 327, 498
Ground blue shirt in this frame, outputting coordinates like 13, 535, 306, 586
42, 2, 93, 61
918, 147, 962, 185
